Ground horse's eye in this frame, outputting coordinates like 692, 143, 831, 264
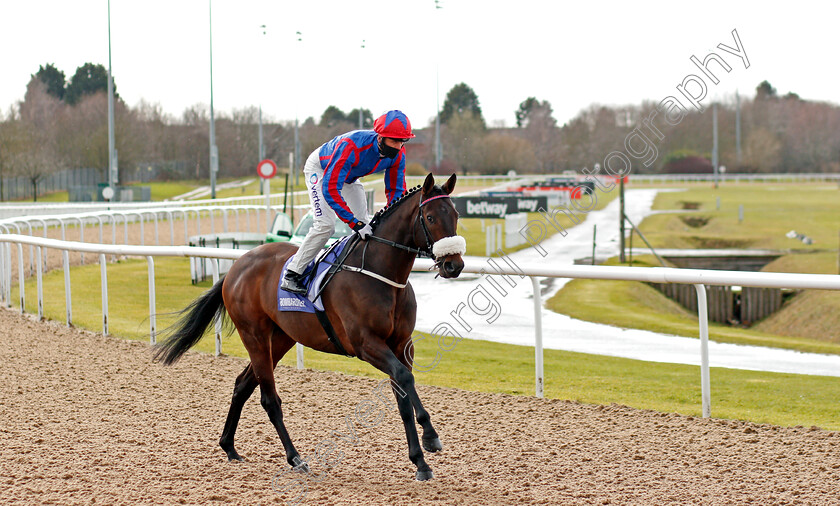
426, 214, 435, 224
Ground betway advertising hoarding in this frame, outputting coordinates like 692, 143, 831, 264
451, 195, 548, 218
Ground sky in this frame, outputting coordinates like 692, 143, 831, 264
2, 1, 840, 129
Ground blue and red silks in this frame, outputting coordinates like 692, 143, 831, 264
318, 130, 406, 225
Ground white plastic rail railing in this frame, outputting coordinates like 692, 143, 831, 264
3, 234, 840, 419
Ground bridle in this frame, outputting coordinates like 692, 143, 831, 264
366, 192, 451, 261
337, 192, 461, 287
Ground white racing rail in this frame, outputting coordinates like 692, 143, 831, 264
3, 234, 840, 419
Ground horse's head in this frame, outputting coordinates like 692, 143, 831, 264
418, 173, 465, 278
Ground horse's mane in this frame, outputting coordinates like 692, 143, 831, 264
369, 185, 424, 229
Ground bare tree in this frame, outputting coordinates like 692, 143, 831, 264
442, 110, 485, 175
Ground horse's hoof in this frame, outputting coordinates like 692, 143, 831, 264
415, 469, 434, 481
225, 450, 244, 462
422, 437, 442, 453
293, 461, 310, 473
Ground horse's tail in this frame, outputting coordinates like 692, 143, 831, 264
153, 276, 227, 366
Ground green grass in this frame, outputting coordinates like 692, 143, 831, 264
29, 191, 71, 202
548, 182, 840, 353
546, 255, 840, 355
16, 256, 840, 430
638, 182, 840, 250
129, 181, 202, 201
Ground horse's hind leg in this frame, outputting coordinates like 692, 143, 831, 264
219, 363, 259, 461
220, 330, 295, 463
246, 332, 305, 470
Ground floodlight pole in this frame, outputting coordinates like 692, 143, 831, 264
107, 0, 117, 194
434, 0, 443, 168
359, 39, 365, 129
712, 102, 719, 189
209, 0, 219, 199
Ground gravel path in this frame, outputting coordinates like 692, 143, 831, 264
1, 307, 839, 505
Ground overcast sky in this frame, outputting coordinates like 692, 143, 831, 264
2, 1, 839, 128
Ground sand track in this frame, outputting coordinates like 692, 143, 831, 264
0, 307, 838, 505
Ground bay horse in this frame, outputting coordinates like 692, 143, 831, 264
154, 173, 464, 481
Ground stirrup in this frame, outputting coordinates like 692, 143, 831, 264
281, 271, 307, 295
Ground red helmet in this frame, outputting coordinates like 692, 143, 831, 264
373, 110, 415, 139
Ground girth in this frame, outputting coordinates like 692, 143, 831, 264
308, 236, 361, 357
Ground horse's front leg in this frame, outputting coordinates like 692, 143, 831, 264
359, 339, 433, 481
397, 343, 441, 453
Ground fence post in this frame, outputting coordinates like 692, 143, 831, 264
0, 241, 5, 306
693, 284, 711, 418
147, 256, 156, 344
531, 276, 544, 398
4, 243, 10, 307
0, 242, 4, 307
36, 247, 43, 319
17, 243, 25, 313
100, 253, 108, 335
211, 258, 221, 356
63, 250, 72, 326
296, 343, 304, 369
78, 218, 85, 265
139, 213, 145, 246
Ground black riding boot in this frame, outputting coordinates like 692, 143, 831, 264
280, 269, 307, 295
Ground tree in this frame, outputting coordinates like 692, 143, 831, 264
755, 80, 777, 100
518, 99, 559, 172
65, 63, 115, 105
440, 83, 485, 127
35, 63, 66, 101
515, 97, 555, 128
742, 127, 781, 172
347, 108, 373, 129
319, 106, 347, 128
479, 133, 537, 174
442, 109, 485, 175
13, 79, 63, 199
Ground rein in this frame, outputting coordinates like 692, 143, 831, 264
322, 191, 458, 291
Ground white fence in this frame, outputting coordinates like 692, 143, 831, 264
3, 233, 840, 420
0, 191, 306, 220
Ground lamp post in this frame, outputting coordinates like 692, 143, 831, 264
712, 102, 719, 189
434, 0, 443, 168
293, 31, 302, 188
359, 39, 366, 129
107, 0, 117, 196
209, 0, 219, 199
258, 24, 267, 194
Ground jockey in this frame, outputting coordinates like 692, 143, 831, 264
280, 110, 415, 295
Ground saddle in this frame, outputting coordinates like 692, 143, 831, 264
276, 235, 361, 356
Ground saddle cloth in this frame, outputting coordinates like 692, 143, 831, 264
276, 236, 351, 313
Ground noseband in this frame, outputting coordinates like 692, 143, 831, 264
416, 194, 466, 261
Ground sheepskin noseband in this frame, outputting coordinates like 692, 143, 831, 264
432, 235, 466, 257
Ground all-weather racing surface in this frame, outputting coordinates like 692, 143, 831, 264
1, 308, 838, 504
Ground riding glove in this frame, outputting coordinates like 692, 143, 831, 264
352, 220, 373, 240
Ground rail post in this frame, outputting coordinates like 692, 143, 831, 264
36, 247, 43, 319
211, 258, 221, 356
100, 253, 109, 335
531, 276, 544, 398
147, 256, 156, 344
694, 283, 711, 418
63, 250, 71, 326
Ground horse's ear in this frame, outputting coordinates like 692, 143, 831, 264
422, 173, 435, 195
442, 173, 457, 195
